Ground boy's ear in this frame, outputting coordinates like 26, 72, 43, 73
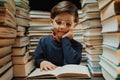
73, 23, 78, 28
50, 18, 53, 24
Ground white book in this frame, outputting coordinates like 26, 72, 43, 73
28, 65, 91, 79
101, 15, 120, 33
84, 28, 102, 36
103, 32, 120, 48
102, 45, 120, 65
82, 3, 99, 13
82, 19, 101, 29
99, 56, 120, 78
100, 1, 119, 21
102, 68, 120, 80
98, 0, 113, 10
81, 0, 98, 7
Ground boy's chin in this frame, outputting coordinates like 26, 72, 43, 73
58, 35, 64, 39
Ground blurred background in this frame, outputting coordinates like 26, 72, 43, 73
29, 0, 81, 11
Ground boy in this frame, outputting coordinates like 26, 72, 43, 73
33, 1, 82, 71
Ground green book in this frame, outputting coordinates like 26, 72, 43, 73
14, 0, 30, 10
0, 0, 8, 2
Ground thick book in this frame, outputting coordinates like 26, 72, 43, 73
88, 64, 102, 77
102, 45, 120, 65
85, 45, 102, 55
16, 25, 25, 32
82, 19, 101, 29
103, 32, 120, 48
82, 3, 99, 13
98, 0, 112, 10
28, 65, 91, 79
99, 55, 120, 78
0, 8, 16, 28
84, 39, 102, 46
13, 36, 29, 47
101, 15, 120, 33
17, 31, 25, 37
0, 0, 16, 12
12, 47, 26, 56
100, 0, 120, 21
0, 0, 16, 15
0, 60, 12, 76
84, 28, 102, 36
14, 0, 30, 10
29, 10, 50, 15
0, 39, 15, 46
0, 46, 12, 58
0, 26, 17, 38
102, 67, 120, 80
87, 53, 100, 61
13, 59, 35, 77
16, 9, 29, 19
12, 51, 31, 64
0, 53, 11, 67
82, 11, 100, 21
81, 0, 98, 8
88, 59, 101, 68
16, 6, 29, 13
16, 17, 29, 26
0, 66, 13, 80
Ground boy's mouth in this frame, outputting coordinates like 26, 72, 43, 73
58, 31, 66, 33
58, 30, 68, 33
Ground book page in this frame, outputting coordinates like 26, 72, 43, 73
58, 65, 90, 75
28, 65, 91, 78
28, 67, 62, 78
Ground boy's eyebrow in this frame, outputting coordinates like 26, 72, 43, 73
55, 19, 73, 22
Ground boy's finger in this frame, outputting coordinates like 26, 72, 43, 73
44, 66, 49, 71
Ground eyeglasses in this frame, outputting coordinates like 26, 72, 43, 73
52, 19, 74, 27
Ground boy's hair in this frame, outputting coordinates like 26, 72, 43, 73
50, 1, 79, 24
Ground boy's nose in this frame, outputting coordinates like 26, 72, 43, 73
59, 22, 66, 28
59, 24, 66, 29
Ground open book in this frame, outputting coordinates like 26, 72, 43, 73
28, 65, 91, 79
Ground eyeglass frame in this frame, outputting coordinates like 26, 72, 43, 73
52, 19, 76, 27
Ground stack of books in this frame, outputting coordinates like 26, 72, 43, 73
74, 10, 88, 66
80, 0, 102, 76
98, 0, 120, 80
29, 10, 51, 53
12, 0, 35, 78
0, 0, 16, 80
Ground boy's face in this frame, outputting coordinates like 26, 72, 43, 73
51, 12, 76, 39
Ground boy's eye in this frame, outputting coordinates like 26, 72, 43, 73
56, 21, 62, 25
54, 19, 73, 27
66, 23, 72, 27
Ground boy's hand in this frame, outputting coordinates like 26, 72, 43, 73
40, 61, 57, 71
62, 29, 74, 39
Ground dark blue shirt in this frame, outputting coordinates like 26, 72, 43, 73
33, 35, 82, 68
